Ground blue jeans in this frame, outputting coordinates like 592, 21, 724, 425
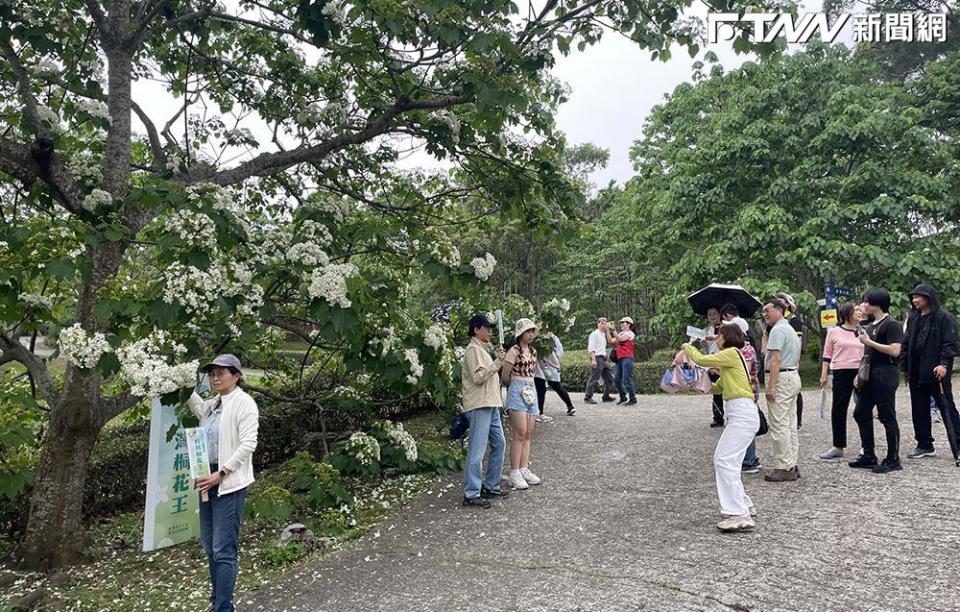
614, 357, 636, 399
463, 407, 506, 498
743, 439, 757, 467
199, 477, 248, 612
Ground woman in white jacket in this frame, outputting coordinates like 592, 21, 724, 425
189, 354, 259, 612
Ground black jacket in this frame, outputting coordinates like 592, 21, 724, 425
901, 284, 957, 384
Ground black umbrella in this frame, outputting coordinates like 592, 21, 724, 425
687, 283, 762, 318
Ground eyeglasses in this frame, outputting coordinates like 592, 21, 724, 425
209, 370, 232, 379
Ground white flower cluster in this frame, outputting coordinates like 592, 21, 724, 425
382, 421, 418, 462
423, 323, 447, 349
403, 348, 423, 384
332, 385, 363, 402
116, 331, 198, 398
164, 210, 217, 248
35, 105, 62, 132
287, 242, 330, 267
187, 183, 238, 216
162, 260, 263, 321
298, 220, 333, 246
19, 292, 53, 310
544, 297, 571, 312
346, 432, 380, 465
32, 59, 62, 76
470, 253, 497, 281
369, 326, 400, 357
165, 149, 184, 173
320, 0, 348, 24
249, 226, 292, 267
423, 239, 460, 269
77, 98, 111, 124
67, 151, 103, 184
82, 188, 112, 212
58, 323, 111, 369
306, 263, 358, 308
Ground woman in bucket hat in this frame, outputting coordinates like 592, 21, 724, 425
188, 354, 259, 612
501, 318, 543, 489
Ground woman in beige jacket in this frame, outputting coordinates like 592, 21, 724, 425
188, 354, 259, 612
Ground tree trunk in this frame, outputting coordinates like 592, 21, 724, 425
19, 372, 102, 570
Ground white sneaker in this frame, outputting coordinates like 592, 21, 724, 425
521, 467, 541, 485
717, 514, 755, 532
721, 505, 757, 519
509, 471, 529, 490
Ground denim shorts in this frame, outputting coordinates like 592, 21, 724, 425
505, 378, 538, 416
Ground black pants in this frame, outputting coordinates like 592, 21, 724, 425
584, 356, 615, 400
909, 376, 960, 451
536, 377, 574, 414
853, 365, 900, 461
712, 394, 724, 424
830, 369, 858, 449
796, 393, 804, 428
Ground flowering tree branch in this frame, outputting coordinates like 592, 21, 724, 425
0, 137, 84, 213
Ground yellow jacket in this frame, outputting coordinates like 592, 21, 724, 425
682, 345, 755, 401
461, 337, 504, 411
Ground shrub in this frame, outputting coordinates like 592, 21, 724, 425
561, 361, 665, 395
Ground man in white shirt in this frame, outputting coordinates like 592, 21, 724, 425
584, 317, 616, 404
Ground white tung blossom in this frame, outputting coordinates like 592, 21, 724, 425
58, 323, 111, 369
77, 98, 111, 124
162, 260, 263, 322
423, 324, 447, 350
306, 263, 358, 308
298, 220, 333, 246
164, 210, 217, 248
35, 105, 62, 131
369, 326, 401, 357
470, 252, 497, 281
82, 188, 112, 212
382, 421, 418, 462
287, 242, 330, 267
404, 348, 423, 385
346, 432, 380, 465
67, 151, 103, 183
19, 292, 53, 310
116, 331, 198, 398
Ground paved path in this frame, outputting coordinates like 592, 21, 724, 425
243, 387, 960, 611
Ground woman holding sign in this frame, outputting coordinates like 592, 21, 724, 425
188, 354, 259, 612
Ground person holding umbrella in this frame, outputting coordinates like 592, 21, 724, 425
900, 284, 960, 462
687, 284, 763, 426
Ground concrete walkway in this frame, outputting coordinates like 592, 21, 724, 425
243, 387, 960, 611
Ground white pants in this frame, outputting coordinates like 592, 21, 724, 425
714, 397, 760, 516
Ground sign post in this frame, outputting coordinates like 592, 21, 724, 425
142, 396, 202, 551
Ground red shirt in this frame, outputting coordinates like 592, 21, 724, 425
615, 331, 636, 359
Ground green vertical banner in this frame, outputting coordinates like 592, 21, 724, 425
142, 390, 202, 551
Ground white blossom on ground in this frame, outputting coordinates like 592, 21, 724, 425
116, 331, 198, 398
470, 252, 496, 281
346, 432, 380, 465
58, 323, 112, 369
82, 189, 112, 212
306, 263, 358, 308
